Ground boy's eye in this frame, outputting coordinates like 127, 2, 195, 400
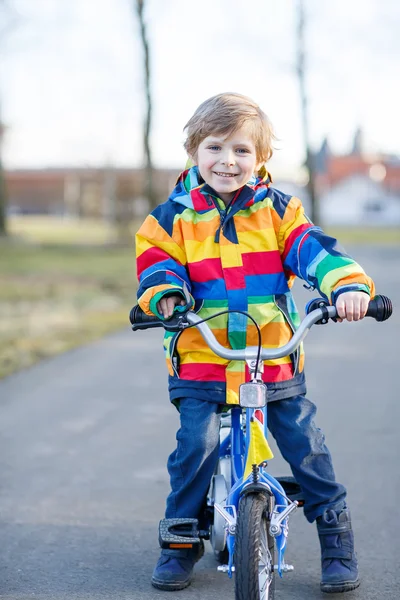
236, 148, 250, 154
208, 145, 221, 151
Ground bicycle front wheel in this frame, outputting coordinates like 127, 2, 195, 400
235, 493, 275, 600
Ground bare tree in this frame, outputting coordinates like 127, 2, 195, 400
0, 1, 11, 235
296, 0, 319, 225
0, 103, 6, 235
135, 0, 156, 210
0, 0, 18, 236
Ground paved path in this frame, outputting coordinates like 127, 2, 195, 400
0, 246, 399, 599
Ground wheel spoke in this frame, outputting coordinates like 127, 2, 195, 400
259, 534, 268, 557
260, 579, 271, 598
259, 521, 273, 599
259, 560, 272, 598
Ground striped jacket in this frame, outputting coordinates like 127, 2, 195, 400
136, 167, 375, 405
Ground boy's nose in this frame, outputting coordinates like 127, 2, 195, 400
220, 151, 235, 166
221, 156, 235, 167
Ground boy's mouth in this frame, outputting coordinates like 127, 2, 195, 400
213, 172, 237, 178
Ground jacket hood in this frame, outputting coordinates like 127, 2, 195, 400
168, 166, 272, 212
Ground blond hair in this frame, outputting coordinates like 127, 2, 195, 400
183, 92, 276, 164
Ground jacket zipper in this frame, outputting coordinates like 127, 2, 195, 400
215, 207, 226, 243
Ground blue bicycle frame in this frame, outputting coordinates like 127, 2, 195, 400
220, 405, 291, 578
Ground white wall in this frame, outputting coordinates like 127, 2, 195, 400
320, 175, 400, 225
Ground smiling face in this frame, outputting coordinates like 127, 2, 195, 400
192, 125, 262, 205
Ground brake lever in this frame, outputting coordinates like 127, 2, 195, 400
162, 313, 191, 332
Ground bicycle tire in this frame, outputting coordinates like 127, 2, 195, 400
235, 493, 275, 600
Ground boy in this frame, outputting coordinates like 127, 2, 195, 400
135, 92, 375, 593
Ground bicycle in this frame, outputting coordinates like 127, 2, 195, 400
129, 294, 392, 600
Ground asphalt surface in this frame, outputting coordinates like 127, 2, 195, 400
0, 245, 399, 600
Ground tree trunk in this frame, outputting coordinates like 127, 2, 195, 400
296, 0, 319, 225
135, 0, 156, 210
0, 117, 7, 236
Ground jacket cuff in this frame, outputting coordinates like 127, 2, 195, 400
149, 289, 194, 320
331, 284, 370, 304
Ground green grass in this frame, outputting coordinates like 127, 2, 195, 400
0, 242, 137, 379
325, 226, 400, 245
8, 215, 119, 245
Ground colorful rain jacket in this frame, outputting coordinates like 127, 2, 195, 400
136, 167, 375, 406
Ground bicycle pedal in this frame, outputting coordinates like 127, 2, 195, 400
158, 518, 200, 549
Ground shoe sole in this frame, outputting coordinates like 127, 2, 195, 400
321, 579, 360, 593
151, 577, 192, 591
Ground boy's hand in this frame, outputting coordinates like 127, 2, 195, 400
157, 295, 186, 319
335, 291, 370, 322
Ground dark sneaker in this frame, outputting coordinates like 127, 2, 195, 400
151, 542, 204, 591
151, 555, 195, 591
317, 508, 360, 593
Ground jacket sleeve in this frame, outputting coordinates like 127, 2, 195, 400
278, 196, 375, 303
135, 207, 194, 318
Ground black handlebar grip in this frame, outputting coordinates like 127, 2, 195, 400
365, 295, 393, 322
129, 305, 163, 330
306, 294, 393, 323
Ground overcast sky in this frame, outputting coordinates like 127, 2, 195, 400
0, 0, 398, 177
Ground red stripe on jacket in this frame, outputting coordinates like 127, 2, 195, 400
179, 362, 294, 383
137, 246, 182, 276
223, 266, 246, 290
188, 258, 223, 283
180, 363, 226, 381
242, 251, 282, 275
282, 224, 310, 262
187, 251, 283, 285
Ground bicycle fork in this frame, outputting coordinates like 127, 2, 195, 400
216, 468, 298, 578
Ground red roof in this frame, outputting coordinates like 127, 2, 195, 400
321, 154, 400, 193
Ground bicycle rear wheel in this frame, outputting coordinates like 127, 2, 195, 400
235, 493, 275, 600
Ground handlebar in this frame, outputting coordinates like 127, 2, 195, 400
304, 294, 393, 323
129, 295, 392, 362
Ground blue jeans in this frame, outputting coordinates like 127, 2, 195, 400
165, 395, 346, 524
